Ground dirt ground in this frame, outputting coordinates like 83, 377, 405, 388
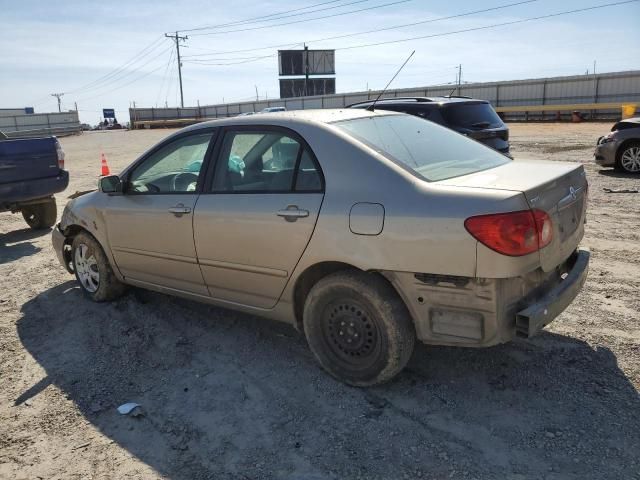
1, 122, 638, 480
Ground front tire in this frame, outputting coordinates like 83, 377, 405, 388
71, 232, 125, 302
303, 270, 415, 387
616, 141, 640, 173
22, 198, 57, 230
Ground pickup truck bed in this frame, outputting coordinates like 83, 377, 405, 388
0, 135, 69, 229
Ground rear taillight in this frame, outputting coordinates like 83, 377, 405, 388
55, 139, 65, 169
464, 209, 553, 256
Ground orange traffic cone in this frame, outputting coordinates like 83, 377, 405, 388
100, 153, 110, 176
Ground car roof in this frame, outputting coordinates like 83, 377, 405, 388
617, 117, 640, 125
186, 108, 400, 131
349, 96, 488, 107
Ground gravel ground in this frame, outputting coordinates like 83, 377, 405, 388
0, 122, 638, 480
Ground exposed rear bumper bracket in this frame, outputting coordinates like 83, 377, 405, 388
516, 248, 590, 338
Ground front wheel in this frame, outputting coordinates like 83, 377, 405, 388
616, 141, 640, 173
22, 198, 57, 230
303, 270, 416, 387
71, 232, 125, 302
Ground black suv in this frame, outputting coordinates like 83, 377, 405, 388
349, 96, 510, 156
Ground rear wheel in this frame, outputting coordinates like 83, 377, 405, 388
21, 198, 57, 230
71, 232, 125, 302
616, 141, 640, 173
303, 270, 415, 387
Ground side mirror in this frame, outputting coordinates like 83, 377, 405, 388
99, 175, 123, 194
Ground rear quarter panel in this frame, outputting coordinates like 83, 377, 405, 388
277, 121, 530, 303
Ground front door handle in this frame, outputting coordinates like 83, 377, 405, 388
277, 205, 309, 222
168, 204, 191, 216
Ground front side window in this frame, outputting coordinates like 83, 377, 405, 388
128, 131, 214, 193
334, 115, 509, 182
212, 130, 322, 193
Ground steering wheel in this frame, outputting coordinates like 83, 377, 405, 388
171, 172, 199, 192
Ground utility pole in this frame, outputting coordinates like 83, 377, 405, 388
51, 93, 64, 112
165, 31, 188, 108
456, 64, 462, 95
255, 85, 259, 101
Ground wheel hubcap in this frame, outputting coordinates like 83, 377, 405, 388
74, 244, 99, 293
621, 147, 640, 172
323, 301, 379, 365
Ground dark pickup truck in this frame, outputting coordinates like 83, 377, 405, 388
0, 132, 69, 229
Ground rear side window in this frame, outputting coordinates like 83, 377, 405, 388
295, 150, 322, 191
212, 130, 322, 193
440, 103, 503, 129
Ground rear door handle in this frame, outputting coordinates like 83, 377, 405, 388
277, 205, 309, 222
168, 204, 191, 216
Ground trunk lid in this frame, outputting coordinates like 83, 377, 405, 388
438, 160, 587, 272
0, 137, 60, 184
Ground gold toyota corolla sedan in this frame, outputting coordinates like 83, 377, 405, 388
52, 109, 589, 386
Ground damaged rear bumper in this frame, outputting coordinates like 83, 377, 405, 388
383, 248, 590, 347
515, 248, 589, 338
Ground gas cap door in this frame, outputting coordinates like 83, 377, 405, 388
349, 202, 385, 236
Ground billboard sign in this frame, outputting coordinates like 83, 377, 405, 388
279, 78, 336, 98
278, 50, 335, 76
102, 108, 116, 119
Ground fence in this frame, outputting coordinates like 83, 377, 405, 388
130, 70, 640, 128
0, 111, 81, 138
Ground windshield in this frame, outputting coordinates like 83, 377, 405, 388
440, 103, 503, 129
334, 115, 510, 182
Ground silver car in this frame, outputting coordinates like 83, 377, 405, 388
52, 109, 589, 386
594, 117, 640, 173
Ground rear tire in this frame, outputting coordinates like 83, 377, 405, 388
303, 270, 415, 387
71, 232, 125, 302
615, 141, 640, 173
22, 198, 57, 230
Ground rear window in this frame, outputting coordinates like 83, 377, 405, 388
440, 103, 503, 129
334, 114, 510, 182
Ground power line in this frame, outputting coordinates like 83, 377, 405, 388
70, 44, 174, 100
178, 0, 366, 33
156, 48, 175, 106
73, 46, 173, 103
64, 36, 167, 94
336, 0, 640, 51
190, 0, 413, 36
182, 0, 538, 58
186, 0, 639, 66
184, 54, 277, 66
187, 53, 287, 62
74, 61, 169, 104
166, 53, 177, 107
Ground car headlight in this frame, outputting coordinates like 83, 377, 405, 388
600, 132, 617, 144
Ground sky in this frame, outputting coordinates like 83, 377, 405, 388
1, 0, 639, 123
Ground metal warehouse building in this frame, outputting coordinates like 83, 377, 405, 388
130, 70, 640, 127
